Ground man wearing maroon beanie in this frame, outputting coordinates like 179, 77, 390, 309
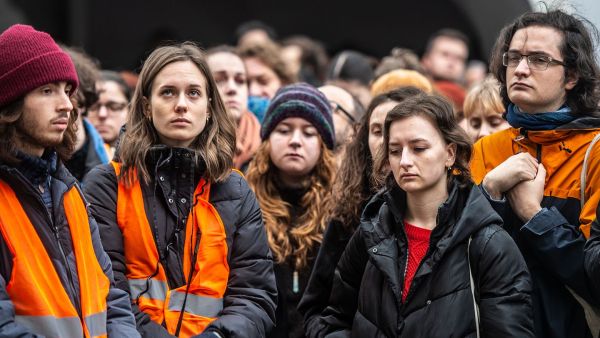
0, 24, 139, 337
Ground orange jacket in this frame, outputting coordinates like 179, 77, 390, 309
471, 127, 600, 237
111, 162, 229, 337
0, 180, 109, 338
471, 125, 600, 336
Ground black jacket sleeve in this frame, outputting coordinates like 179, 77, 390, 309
584, 204, 600, 302
298, 220, 354, 338
519, 207, 597, 305
318, 227, 369, 338
471, 225, 534, 337
202, 175, 277, 338
83, 164, 174, 338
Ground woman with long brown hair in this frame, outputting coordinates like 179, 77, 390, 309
297, 86, 424, 337
83, 42, 276, 338
246, 83, 336, 338
321, 93, 533, 337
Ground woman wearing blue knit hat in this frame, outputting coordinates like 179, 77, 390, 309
246, 83, 336, 338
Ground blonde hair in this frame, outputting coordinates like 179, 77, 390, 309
246, 139, 336, 269
463, 76, 504, 119
118, 42, 236, 186
371, 69, 433, 97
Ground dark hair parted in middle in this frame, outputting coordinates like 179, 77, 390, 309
490, 10, 600, 115
374, 93, 472, 189
118, 42, 236, 186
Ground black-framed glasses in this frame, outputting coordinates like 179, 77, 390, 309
88, 101, 129, 116
502, 51, 565, 71
330, 101, 356, 124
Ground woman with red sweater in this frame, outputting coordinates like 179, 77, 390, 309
319, 93, 534, 337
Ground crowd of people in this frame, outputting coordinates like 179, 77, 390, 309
0, 7, 600, 338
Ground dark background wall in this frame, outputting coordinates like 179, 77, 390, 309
1, 0, 531, 71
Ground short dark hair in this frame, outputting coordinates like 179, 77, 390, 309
235, 20, 277, 42
99, 70, 132, 101
374, 93, 472, 189
424, 28, 470, 56
490, 10, 600, 115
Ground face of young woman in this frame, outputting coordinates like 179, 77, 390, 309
207, 52, 248, 123
147, 60, 209, 148
269, 117, 322, 180
466, 104, 510, 141
368, 100, 398, 159
388, 115, 455, 195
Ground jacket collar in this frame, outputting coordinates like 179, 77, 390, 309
145, 145, 207, 178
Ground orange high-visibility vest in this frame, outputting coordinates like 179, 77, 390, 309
0, 180, 109, 338
111, 162, 229, 337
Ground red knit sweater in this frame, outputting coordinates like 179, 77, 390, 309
402, 221, 432, 303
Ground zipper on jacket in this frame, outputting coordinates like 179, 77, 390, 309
51, 192, 82, 318
19, 172, 82, 318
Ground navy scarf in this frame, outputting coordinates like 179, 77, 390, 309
505, 104, 576, 131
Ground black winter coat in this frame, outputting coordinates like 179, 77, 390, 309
83, 146, 277, 338
320, 183, 534, 337
298, 219, 356, 338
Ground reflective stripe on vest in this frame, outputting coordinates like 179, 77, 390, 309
0, 180, 109, 338
168, 291, 224, 318
15, 315, 82, 338
129, 278, 167, 300
112, 162, 229, 337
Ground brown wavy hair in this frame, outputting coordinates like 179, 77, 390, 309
373, 93, 472, 189
246, 139, 336, 269
118, 42, 236, 186
0, 96, 78, 164
326, 87, 425, 230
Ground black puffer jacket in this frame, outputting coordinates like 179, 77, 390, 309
83, 146, 277, 338
320, 183, 534, 337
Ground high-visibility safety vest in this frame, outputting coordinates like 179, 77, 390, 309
111, 162, 229, 337
0, 180, 109, 338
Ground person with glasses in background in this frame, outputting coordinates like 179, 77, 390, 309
88, 70, 131, 159
318, 85, 364, 166
470, 10, 600, 338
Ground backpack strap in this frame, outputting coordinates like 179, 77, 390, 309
468, 236, 480, 338
580, 132, 600, 209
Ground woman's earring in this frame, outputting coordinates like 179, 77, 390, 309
206, 114, 210, 123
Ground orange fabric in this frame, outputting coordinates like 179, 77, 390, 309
234, 110, 261, 169
111, 162, 229, 337
0, 180, 109, 337
471, 127, 600, 238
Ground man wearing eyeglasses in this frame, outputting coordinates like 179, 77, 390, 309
318, 85, 364, 161
470, 10, 600, 338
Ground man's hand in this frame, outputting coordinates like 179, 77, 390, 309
482, 152, 539, 199
507, 164, 546, 222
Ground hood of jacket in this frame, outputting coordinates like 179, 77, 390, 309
359, 180, 502, 257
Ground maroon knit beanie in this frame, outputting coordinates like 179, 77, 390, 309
0, 24, 79, 107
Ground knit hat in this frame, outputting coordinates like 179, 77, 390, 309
261, 83, 335, 149
371, 69, 433, 97
0, 24, 78, 107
